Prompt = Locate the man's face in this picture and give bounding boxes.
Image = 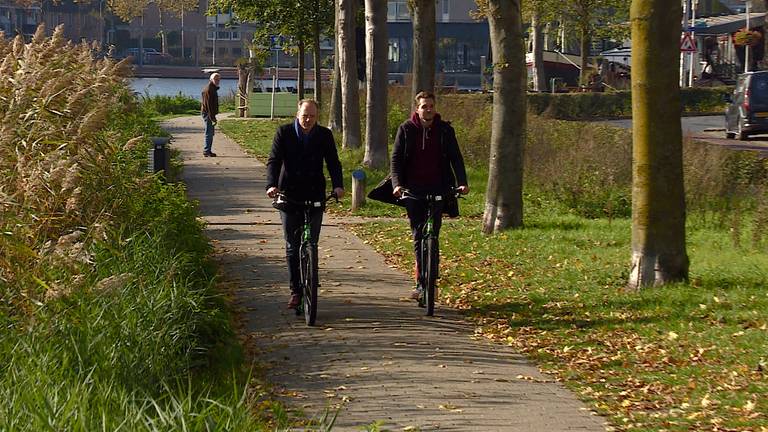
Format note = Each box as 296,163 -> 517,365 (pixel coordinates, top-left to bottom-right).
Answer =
297,102 -> 318,132
415,97 -> 435,123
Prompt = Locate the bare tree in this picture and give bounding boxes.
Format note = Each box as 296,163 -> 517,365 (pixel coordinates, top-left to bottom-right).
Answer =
626,0 -> 689,289
410,0 -> 436,97
338,0 -> 361,149
482,0 -> 526,233
363,0 -> 388,168
328,0 -> 342,131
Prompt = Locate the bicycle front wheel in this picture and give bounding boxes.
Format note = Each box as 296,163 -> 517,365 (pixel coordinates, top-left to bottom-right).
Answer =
424,236 -> 438,316
300,243 -> 318,326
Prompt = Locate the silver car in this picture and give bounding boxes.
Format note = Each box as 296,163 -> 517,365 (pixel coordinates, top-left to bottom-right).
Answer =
725,71 -> 768,140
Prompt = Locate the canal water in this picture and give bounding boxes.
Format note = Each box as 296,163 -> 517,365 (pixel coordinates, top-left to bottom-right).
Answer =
130,77 -> 299,99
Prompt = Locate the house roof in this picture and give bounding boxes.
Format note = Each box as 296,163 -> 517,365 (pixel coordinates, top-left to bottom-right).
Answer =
694,12 -> 767,35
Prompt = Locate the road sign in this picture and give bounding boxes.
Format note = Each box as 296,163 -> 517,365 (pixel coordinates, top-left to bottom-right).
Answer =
680,33 -> 697,52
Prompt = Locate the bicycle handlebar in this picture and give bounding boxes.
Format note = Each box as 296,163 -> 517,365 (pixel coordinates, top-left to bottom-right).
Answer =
398,188 -> 461,203
274,192 -> 339,209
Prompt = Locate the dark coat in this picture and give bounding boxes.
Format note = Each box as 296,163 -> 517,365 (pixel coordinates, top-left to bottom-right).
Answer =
266,121 -> 344,201
200,82 -> 219,120
390,115 -> 468,193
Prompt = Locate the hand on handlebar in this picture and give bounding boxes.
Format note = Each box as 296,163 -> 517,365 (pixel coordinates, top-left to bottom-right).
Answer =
266,186 -> 279,198
456,185 -> 469,195
393,186 -> 403,198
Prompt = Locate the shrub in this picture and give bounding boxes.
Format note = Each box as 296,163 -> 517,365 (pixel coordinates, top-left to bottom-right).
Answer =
140,93 -> 200,115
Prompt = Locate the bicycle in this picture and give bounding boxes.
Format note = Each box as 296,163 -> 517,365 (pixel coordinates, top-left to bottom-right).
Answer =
272,192 -> 338,326
399,188 -> 459,316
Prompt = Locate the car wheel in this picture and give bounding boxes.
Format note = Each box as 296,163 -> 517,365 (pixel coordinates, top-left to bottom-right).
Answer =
726,131 -> 735,139
737,117 -> 749,140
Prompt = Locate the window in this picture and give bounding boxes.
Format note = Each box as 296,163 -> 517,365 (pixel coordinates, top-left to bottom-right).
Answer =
232,47 -> 242,56
387,1 -> 409,21
388,38 -> 400,62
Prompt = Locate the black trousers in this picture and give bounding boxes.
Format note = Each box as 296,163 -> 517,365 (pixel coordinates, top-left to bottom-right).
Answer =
279,208 -> 323,294
405,198 -> 444,282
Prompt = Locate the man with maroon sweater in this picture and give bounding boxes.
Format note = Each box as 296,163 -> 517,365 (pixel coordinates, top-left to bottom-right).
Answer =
391,91 -> 469,299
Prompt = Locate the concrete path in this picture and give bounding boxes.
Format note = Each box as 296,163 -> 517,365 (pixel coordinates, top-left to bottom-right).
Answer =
162,115 -> 609,432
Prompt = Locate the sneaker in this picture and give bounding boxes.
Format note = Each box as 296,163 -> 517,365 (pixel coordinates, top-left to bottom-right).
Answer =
203,151 -> 217,157
287,293 -> 301,309
410,285 -> 423,300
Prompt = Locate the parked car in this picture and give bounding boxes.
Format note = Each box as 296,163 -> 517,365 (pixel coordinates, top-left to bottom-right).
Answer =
725,71 -> 768,140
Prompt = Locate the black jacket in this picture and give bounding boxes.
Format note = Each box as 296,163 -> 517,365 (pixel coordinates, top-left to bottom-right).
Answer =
266,122 -> 344,201
390,115 -> 468,193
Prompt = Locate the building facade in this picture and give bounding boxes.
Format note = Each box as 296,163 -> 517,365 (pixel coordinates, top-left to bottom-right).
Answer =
387,0 -> 489,89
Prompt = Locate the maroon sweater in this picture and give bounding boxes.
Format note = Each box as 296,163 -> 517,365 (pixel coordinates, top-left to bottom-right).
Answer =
404,112 -> 442,190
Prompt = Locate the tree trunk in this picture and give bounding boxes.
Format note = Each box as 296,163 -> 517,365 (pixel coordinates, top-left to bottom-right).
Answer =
237,62 -> 249,118
411,0 -> 436,98
579,26 -> 590,85
482,0 -> 525,233
328,0 -> 343,131
313,15 -> 322,109
363,0 -> 388,168
627,0 -> 689,290
531,8 -> 546,92
159,9 -> 167,54
298,40 -> 306,100
338,0 -> 361,149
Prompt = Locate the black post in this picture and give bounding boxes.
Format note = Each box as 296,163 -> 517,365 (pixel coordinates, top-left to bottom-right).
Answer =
150,136 -> 170,179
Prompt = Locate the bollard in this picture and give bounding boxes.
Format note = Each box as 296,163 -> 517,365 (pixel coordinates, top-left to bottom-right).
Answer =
150,136 -> 170,180
351,169 -> 366,211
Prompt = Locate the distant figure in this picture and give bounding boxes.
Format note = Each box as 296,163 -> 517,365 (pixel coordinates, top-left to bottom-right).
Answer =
201,72 -> 221,157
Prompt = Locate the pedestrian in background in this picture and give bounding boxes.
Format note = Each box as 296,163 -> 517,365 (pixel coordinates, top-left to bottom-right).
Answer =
201,72 -> 220,157
266,99 -> 345,309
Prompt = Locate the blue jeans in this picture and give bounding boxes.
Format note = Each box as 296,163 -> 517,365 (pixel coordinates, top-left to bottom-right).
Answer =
280,208 -> 324,294
203,114 -> 215,153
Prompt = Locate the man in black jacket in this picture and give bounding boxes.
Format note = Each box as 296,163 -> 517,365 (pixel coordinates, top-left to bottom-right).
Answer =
391,91 -> 469,300
200,72 -> 220,157
266,99 -> 345,309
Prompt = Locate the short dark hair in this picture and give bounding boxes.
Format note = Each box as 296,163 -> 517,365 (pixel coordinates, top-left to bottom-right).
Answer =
297,98 -> 319,110
414,91 -> 436,104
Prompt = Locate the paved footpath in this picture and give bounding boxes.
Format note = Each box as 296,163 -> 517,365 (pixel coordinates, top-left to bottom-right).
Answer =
163,115 -> 609,431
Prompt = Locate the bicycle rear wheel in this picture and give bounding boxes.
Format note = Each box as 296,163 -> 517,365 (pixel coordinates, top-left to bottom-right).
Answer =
300,243 -> 318,326
424,236 -> 438,316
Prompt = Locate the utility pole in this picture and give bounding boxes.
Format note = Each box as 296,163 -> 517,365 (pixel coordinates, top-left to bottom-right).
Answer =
745,0 -> 752,73
680,0 -> 689,87
688,0 -> 698,86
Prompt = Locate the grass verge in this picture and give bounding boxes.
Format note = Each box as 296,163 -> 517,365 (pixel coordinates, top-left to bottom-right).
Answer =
219,117 -> 768,431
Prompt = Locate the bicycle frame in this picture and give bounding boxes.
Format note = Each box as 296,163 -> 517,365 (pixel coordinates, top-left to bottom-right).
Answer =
274,192 -> 337,325
399,189 -> 457,316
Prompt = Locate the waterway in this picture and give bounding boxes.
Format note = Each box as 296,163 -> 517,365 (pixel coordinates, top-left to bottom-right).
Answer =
130,77 -> 298,99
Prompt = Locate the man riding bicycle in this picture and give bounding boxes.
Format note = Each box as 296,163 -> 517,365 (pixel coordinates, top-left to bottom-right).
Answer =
390,91 -> 469,300
266,99 -> 345,310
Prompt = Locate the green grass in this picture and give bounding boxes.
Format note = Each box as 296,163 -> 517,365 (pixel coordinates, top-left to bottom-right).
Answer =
219,117 -> 768,431
348,211 -> 768,431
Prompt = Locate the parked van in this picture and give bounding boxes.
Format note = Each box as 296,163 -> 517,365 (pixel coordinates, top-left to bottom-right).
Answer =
725,71 -> 768,140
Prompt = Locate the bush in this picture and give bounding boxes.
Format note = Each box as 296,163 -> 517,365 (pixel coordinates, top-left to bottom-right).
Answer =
526,86 -> 731,120
140,93 -> 200,115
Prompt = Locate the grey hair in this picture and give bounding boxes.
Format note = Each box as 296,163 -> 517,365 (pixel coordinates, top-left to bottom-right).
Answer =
297,98 -> 319,110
